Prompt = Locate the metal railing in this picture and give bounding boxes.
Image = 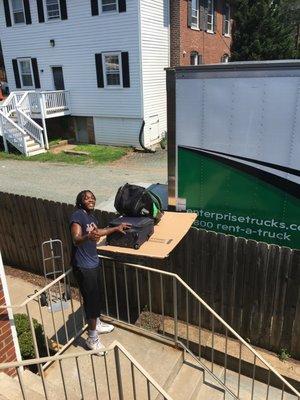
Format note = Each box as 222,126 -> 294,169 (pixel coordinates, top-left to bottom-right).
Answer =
98,256 -> 300,400
1,256 -> 299,399
0,269 -> 86,368
0,341 -> 173,400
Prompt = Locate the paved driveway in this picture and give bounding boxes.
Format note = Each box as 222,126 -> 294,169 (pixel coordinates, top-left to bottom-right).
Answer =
0,149 -> 167,210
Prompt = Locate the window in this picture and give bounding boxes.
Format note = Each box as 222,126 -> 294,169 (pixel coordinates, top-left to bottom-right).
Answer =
224,3 -> 230,36
207,0 -> 214,32
191,0 -> 199,28
45,0 -> 60,20
103,53 -> 122,87
102,0 -> 117,12
11,0 -> 25,24
18,59 -> 34,88
190,51 -> 202,65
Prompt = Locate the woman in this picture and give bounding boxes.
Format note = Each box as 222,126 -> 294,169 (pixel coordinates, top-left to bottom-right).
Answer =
70,190 -> 130,352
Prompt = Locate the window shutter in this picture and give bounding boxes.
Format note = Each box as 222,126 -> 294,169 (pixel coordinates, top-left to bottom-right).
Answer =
198,54 -> 203,64
12,60 -> 21,89
3,0 -> 12,27
36,0 -> 45,23
23,0 -> 32,24
222,3 -> 226,35
31,58 -> 41,89
199,0 -> 205,31
187,0 -> 192,28
91,0 -> 99,16
95,54 -> 104,88
59,0 -> 68,20
204,0 -> 208,31
213,1 -> 217,33
118,0 -> 126,13
121,52 -> 130,88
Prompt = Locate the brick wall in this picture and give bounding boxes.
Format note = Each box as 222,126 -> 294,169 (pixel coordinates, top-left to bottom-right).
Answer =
170,0 -> 181,67
0,277 -> 17,376
170,0 -> 232,66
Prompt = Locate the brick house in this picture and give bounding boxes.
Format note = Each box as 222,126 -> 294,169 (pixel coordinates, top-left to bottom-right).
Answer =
170,0 -> 232,66
0,256 -> 20,376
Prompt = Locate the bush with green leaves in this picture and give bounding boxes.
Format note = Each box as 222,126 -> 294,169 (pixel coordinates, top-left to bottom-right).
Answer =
14,313 -> 47,360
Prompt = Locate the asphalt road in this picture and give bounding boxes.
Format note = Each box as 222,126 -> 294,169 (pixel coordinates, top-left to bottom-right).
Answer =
0,149 -> 167,210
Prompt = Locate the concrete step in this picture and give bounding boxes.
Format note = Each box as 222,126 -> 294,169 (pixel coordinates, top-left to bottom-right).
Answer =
0,394 -> 10,400
26,143 -> 40,151
27,148 -> 46,157
0,372 -> 44,400
45,325 -> 183,400
25,138 -> 35,146
195,359 -> 225,400
168,353 -> 203,400
22,369 -> 81,400
223,368 -> 298,400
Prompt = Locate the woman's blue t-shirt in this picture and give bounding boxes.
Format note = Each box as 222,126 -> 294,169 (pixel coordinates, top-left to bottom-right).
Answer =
70,209 -> 100,269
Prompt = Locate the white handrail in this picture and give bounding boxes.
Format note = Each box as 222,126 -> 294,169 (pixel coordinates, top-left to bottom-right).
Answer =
2,92 -> 15,107
0,110 -> 27,135
40,90 -> 70,94
1,93 -> 17,116
18,108 -> 44,131
17,109 -> 44,147
17,91 -> 29,106
0,110 -> 28,154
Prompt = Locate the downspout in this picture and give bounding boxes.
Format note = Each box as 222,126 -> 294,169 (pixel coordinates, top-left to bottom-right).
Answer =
139,119 -> 156,153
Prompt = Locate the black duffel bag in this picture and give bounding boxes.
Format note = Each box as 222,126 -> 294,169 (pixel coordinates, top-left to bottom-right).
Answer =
114,183 -> 163,224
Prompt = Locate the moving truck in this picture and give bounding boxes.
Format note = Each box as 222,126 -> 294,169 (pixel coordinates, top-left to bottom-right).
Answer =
166,61 -> 300,249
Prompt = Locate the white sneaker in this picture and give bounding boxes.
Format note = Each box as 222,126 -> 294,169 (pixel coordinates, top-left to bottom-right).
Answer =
96,320 -> 115,334
86,337 -> 106,356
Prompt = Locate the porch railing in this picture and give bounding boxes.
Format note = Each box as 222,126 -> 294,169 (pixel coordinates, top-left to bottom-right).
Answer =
0,92 -> 19,116
41,90 -> 70,116
0,111 -> 28,154
98,256 -> 300,400
0,341 -> 173,400
0,90 -> 70,118
17,109 -> 44,147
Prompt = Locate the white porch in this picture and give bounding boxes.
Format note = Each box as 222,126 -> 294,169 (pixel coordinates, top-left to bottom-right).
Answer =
0,90 -> 71,156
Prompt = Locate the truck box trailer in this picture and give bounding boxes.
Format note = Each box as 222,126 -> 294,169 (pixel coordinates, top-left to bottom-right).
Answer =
166,61 -> 300,249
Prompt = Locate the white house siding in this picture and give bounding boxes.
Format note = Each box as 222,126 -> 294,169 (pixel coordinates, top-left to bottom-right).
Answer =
140,0 -> 169,147
93,116 -> 142,146
0,0 -> 143,146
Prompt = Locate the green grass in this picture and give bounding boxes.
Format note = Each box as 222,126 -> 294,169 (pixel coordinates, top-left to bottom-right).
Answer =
49,137 -> 63,147
0,144 -> 129,165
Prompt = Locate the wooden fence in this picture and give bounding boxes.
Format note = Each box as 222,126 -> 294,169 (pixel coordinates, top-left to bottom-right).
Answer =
0,191 -> 299,359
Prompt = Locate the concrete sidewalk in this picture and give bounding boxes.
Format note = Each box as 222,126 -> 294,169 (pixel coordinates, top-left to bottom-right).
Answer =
6,273 -> 84,353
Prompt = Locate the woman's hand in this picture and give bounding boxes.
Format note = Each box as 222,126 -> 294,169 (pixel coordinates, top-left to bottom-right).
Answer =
115,223 -> 131,234
88,228 -> 101,242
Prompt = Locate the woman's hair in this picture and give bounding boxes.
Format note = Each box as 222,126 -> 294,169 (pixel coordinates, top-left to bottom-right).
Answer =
75,190 -> 95,209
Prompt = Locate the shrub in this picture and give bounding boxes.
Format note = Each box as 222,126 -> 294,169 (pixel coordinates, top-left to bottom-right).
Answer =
14,314 -> 47,360
278,348 -> 291,362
